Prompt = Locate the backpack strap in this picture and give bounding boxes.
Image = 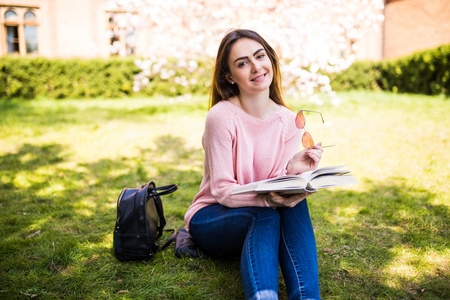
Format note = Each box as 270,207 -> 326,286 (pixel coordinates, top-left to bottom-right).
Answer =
158,229 -> 178,252
149,184 -> 178,197
146,182 -> 178,238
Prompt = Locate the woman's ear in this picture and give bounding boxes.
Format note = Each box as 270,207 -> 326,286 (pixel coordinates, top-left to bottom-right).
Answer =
225,74 -> 234,84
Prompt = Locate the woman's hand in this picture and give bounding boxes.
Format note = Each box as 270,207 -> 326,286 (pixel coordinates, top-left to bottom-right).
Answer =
266,191 -> 313,208
286,143 -> 324,175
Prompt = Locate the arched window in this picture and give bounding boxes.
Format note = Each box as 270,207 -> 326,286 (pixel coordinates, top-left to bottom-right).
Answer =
5,10 -> 19,53
24,11 -> 36,22
2,8 -> 39,56
5,10 -> 18,21
24,11 -> 38,54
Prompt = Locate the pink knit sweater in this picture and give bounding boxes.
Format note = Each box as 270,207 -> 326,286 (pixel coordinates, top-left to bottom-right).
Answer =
184,100 -> 302,229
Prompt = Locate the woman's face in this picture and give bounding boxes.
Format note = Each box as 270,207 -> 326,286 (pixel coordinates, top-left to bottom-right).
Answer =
226,38 -> 273,96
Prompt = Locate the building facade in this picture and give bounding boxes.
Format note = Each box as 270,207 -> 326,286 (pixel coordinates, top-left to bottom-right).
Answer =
383,0 -> 450,59
1,0 -> 449,60
0,0 -> 112,58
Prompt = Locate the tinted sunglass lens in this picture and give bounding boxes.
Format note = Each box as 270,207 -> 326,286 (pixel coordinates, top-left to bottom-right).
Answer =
302,131 -> 314,148
295,111 -> 306,129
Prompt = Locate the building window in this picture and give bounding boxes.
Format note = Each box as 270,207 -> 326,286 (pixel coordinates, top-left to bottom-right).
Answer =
5,10 -> 19,53
24,11 -> 38,54
2,7 -> 39,56
4,10 -> 17,21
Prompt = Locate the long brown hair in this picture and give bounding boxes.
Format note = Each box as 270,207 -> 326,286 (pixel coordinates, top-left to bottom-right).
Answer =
209,29 -> 286,109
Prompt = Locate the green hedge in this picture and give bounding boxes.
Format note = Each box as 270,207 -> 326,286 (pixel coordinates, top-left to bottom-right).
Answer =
1,44 -> 448,99
330,44 -> 450,96
0,57 -> 141,99
136,58 -> 213,98
328,60 -> 381,91
0,56 -> 213,100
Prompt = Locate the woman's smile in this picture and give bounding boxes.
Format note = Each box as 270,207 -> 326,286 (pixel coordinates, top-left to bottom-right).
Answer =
251,73 -> 267,82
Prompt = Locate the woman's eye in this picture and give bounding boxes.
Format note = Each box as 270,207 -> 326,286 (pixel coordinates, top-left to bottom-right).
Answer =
238,62 -> 247,68
257,54 -> 265,59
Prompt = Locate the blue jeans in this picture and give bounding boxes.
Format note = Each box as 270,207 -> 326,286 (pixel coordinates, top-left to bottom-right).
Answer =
189,200 -> 320,300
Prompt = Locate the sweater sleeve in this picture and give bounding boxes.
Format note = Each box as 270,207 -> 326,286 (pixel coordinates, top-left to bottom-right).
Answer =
203,105 -> 269,208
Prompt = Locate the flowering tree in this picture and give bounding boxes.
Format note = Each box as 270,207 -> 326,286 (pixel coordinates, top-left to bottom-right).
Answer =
107,0 -> 384,103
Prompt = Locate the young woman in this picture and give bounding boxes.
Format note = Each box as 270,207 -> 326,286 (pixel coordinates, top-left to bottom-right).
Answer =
184,29 -> 323,300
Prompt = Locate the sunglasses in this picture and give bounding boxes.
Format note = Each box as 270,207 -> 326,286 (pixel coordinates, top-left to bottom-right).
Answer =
295,110 -> 334,148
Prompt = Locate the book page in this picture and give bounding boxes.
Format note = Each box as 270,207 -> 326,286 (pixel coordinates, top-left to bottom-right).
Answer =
231,165 -> 356,195
309,174 -> 358,190
230,181 -> 260,194
255,176 -> 307,192
308,165 -> 349,180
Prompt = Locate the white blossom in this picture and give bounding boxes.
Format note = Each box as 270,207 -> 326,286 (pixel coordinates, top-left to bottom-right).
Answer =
107,0 -> 384,104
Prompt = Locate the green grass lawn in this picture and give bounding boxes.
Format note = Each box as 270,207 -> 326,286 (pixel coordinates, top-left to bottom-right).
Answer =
0,91 -> 449,299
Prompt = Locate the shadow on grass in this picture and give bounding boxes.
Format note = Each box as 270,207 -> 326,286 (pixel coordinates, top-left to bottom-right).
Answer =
0,138 -> 448,299
0,98 -> 208,127
0,135 -> 204,297
312,180 -> 449,299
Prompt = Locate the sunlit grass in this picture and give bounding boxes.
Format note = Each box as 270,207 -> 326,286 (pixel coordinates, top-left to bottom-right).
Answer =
0,91 -> 449,299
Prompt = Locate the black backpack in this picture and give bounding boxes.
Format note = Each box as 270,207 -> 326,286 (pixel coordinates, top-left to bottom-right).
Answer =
113,181 -> 178,261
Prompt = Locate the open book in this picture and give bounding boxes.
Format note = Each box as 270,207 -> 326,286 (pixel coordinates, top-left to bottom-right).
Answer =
231,165 -> 358,195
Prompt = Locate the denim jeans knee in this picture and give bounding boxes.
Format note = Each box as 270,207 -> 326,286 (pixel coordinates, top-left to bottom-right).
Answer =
189,201 -> 320,300
190,205 -> 281,298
